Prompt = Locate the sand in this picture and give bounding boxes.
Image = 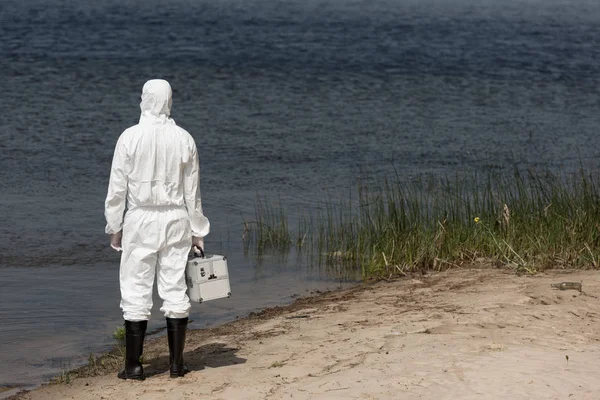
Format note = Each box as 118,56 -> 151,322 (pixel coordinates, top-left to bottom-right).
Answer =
11,268 -> 600,400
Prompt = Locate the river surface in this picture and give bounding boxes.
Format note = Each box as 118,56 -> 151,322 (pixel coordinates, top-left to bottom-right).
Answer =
1,0 -> 600,392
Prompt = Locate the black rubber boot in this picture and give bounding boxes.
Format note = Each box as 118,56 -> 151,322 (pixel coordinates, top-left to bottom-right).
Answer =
117,320 -> 147,381
167,317 -> 189,378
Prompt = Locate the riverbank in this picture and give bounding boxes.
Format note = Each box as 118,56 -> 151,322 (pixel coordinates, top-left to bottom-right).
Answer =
11,267 -> 600,399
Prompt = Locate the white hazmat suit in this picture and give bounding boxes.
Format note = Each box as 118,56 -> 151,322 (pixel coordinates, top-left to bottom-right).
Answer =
105,79 -> 209,322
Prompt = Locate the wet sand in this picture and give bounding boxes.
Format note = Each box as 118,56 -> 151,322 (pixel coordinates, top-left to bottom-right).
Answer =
11,268 -> 600,400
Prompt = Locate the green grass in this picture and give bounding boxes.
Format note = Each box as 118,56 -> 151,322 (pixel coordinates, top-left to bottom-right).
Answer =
48,327 -> 133,385
243,195 -> 292,257
244,169 -> 600,278
112,326 -> 126,341
53,371 -> 71,385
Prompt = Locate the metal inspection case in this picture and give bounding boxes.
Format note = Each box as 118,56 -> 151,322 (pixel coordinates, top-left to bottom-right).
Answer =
186,253 -> 231,303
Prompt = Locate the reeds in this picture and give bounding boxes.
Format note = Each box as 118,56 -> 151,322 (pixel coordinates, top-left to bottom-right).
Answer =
244,169 -> 600,279
243,195 -> 292,255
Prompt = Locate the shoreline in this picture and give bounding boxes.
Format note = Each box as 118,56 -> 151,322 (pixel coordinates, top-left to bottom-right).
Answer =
10,267 -> 600,399
6,279 -> 367,399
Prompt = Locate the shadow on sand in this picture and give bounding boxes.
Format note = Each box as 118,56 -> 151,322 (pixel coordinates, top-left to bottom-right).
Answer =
145,342 -> 247,377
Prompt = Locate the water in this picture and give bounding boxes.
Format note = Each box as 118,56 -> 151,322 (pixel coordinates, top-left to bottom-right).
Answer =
2,0 -> 600,391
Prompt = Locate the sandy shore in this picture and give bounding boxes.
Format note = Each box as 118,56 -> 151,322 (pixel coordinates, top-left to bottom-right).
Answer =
11,268 -> 600,400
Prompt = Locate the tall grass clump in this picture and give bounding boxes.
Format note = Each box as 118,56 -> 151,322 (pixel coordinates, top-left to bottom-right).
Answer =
244,169 -> 600,278
113,326 -> 126,342
243,195 -> 292,257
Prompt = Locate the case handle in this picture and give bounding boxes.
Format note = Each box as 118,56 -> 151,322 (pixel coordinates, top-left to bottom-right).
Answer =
193,246 -> 205,258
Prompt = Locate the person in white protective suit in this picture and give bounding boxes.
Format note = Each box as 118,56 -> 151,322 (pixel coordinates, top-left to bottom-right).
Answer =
104,79 -> 209,380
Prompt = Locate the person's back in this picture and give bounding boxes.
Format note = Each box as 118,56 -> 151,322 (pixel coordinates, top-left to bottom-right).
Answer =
121,121 -> 195,209
105,80 -> 208,236
104,79 -> 209,381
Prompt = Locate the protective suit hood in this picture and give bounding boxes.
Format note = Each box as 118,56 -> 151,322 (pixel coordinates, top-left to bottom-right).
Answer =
140,79 -> 173,123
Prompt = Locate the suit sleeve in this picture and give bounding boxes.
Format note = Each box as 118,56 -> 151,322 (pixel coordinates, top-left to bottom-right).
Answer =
104,134 -> 129,234
183,142 -> 210,238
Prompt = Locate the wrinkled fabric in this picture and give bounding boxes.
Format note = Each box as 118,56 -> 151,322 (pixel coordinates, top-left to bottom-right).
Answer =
120,207 -> 191,321
105,79 -> 209,320
105,79 -> 209,237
